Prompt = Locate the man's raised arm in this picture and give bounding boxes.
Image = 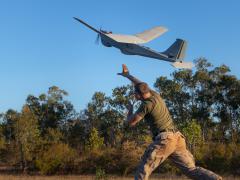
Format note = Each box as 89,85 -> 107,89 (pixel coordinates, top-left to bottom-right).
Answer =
117,64 -> 142,85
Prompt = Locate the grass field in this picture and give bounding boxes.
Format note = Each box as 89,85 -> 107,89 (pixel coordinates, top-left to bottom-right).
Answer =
0,175 -> 239,180
0,176 -> 187,180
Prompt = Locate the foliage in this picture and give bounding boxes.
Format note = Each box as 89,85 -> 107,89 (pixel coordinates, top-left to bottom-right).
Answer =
85,127 -> 104,152
181,120 -> 202,153
0,125 -> 5,150
36,143 -> 76,175
95,167 -> 108,180
14,105 -> 41,170
79,141 -> 143,176
0,58 -> 240,175
26,86 -> 76,134
116,141 -> 144,175
44,128 -> 63,144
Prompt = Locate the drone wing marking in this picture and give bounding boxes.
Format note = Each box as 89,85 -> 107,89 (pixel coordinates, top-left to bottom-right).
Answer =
106,26 -> 168,44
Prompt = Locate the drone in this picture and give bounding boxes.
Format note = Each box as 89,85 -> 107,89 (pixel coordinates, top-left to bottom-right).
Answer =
74,17 -> 193,69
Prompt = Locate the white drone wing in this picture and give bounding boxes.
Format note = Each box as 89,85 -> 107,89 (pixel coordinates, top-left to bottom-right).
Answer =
135,26 -> 168,43
106,26 -> 168,44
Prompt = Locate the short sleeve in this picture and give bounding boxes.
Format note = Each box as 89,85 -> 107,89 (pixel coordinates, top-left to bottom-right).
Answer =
136,101 -> 152,118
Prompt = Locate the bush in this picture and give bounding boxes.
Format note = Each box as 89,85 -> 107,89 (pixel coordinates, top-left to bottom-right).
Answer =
78,141 -> 144,176
85,128 -> 104,152
36,143 -> 76,175
95,166 -> 108,180
206,143 -> 228,173
117,141 -> 143,175
188,142 -> 240,175
181,120 -> 202,154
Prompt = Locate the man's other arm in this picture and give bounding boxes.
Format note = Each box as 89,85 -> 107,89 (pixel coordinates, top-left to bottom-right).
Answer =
128,114 -> 143,127
117,64 -> 142,85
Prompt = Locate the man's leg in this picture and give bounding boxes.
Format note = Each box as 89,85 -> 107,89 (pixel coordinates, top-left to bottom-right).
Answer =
170,132 -> 222,180
135,132 -> 177,180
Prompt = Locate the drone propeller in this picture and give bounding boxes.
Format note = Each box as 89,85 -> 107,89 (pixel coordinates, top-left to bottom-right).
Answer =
95,27 -> 103,45
95,33 -> 100,44
94,27 -> 112,45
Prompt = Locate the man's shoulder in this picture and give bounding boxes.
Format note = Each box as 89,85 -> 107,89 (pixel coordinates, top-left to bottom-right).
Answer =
140,91 -> 160,109
141,97 -> 155,112
151,90 -> 164,101
141,100 -> 152,107
150,90 -> 160,96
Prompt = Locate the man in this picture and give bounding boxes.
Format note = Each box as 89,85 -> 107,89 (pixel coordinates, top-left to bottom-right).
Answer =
118,64 -> 222,180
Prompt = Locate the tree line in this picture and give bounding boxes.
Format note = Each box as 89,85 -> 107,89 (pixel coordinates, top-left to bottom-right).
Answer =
0,58 -> 239,175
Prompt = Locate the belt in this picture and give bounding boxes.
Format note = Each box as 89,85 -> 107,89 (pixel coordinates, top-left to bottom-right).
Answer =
153,128 -> 178,141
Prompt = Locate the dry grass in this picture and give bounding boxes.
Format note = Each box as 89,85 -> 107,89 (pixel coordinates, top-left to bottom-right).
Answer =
0,175 -> 189,180
0,175 -> 239,180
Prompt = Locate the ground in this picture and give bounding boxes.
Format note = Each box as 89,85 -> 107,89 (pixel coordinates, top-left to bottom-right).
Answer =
0,175 -> 239,180
0,175 -> 188,180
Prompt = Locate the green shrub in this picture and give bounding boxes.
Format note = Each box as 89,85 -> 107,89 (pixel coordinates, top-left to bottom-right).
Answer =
85,128 -> 104,152
78,141 -> 143,176
95,166 -> 107,180
36,143 -> 76,174
117,141 -> 143,175
0,136 -> 5,150
230,155 -> 240,175
181,120 -> 202,154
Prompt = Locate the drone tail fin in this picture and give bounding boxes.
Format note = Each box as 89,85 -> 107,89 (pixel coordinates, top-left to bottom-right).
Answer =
162,39 -> 187,60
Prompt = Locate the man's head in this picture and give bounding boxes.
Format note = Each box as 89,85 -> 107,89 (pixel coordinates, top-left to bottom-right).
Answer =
134,82 -> 151,100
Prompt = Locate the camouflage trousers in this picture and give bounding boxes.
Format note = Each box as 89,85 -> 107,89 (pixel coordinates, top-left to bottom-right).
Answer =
135,131 -> 222,180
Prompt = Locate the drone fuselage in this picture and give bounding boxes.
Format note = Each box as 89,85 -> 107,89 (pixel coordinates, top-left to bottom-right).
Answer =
100,33 -> 175,63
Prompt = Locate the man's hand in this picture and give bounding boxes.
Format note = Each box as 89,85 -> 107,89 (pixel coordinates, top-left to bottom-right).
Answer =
117,64 -> 130,77
117,63 -> 142,87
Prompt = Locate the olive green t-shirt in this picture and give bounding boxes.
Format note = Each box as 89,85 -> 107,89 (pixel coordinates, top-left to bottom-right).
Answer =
136,90 -> 175,138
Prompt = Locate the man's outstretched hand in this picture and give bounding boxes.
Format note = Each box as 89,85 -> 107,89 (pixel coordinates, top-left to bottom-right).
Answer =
117,64 -> 130,77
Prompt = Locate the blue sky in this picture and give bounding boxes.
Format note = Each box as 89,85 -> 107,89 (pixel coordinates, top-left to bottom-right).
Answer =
0,0 -> 240,113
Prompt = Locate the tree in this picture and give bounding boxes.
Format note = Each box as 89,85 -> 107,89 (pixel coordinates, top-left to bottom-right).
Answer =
1,109 -> 19,143
154,58 -> 228,141
211,66 -> 240,142
85,127 -> 104,152
67,118 -> 87,150
0,124 -> 6,150
14,105 -> 41,171
84,92 -> 108,129
36,143 -> 76,175
26,86 -> 76,135
181,120 -> 202,154
191,58 -> 215,140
